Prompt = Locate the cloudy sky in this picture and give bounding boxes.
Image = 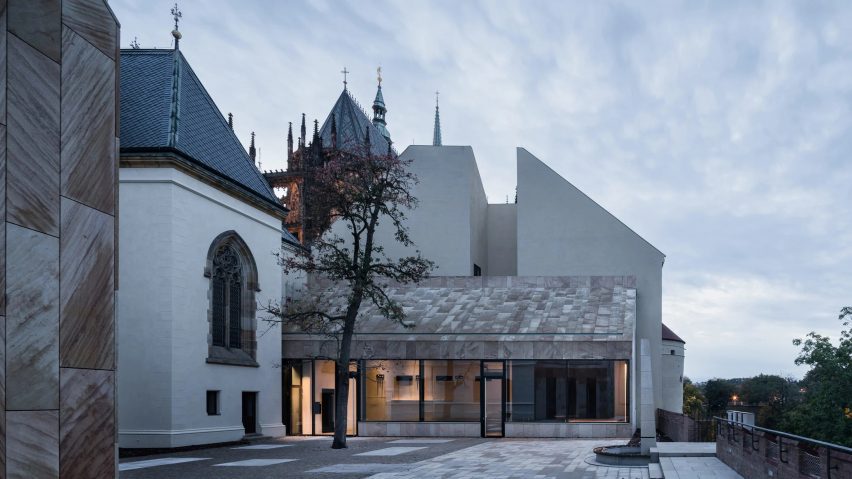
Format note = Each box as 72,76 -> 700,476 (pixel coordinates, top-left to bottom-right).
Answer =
112,0 -> 852,381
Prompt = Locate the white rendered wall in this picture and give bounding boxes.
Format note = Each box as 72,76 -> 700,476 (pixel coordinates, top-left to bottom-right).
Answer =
660,340 -> 685,413
329,145 -> 487,276
515,148 -> 665,430
486,204 -> 517,275
118,167 -> 290,448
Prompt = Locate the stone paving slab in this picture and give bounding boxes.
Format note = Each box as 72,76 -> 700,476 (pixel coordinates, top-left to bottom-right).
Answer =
654,443 -> 716,457
659,457 -> 742,479
367,439 -> 650,479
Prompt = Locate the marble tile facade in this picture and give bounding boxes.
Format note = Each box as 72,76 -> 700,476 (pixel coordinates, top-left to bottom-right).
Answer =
2,1 -> 118,476
59,198 -> 114,369
6,33 -> 60,236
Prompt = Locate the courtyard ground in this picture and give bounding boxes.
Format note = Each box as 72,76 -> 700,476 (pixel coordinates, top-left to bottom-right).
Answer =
119,437 -> 658,479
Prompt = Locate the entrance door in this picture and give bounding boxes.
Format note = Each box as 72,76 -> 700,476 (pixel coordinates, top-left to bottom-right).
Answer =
242,391 -> 258,435
321,388 -> 335,433
481,361 -> 505,437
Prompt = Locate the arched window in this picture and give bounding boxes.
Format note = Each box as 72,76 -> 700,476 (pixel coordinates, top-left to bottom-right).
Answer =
205,231 -> 259,366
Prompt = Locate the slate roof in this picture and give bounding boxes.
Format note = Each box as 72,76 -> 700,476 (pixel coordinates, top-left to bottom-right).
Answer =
119,49 -> 282,209
662,323 -> 685,343
283,276 -> 636,340
318,89 -> 394,156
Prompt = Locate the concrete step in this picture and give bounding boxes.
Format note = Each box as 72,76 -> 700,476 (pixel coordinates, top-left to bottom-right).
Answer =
655,442 -> 716,457
648,462 -> 664,479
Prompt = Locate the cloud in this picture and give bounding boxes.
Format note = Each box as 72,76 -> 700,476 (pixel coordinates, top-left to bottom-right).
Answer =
111,0 -> 852,380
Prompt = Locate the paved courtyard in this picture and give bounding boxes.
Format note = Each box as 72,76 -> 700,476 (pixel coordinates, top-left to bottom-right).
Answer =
119,437 -> 652,479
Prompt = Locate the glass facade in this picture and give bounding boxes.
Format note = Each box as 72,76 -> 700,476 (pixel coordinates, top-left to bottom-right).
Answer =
284,358 -> 629,435
507,360 -> 629,422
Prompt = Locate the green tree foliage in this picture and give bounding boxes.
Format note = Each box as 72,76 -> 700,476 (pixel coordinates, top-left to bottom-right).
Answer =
702,378 -> 737,413
682,377 -> 706,416
739,374 -> 799,429
782,307 -> 852,447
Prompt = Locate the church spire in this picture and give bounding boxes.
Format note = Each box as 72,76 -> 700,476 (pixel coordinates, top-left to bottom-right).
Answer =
433,90 -> 442,146
286,122 -> 293,162
372,67 -> 391,143
330,115 -> 337,149
249,131 -> 256,162
170,3 -> 182,49
299,113 -> 306,148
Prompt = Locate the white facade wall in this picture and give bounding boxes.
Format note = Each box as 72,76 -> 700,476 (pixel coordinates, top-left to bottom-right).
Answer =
515,148 -> 665,429
486,204 -> 517,275
661,340 -> 685,413
118,167 -> 289,448
329,145 -> 487,276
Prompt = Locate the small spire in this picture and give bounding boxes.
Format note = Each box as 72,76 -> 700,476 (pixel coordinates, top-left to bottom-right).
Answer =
330,115 -> 337,149
341,67 -> 349,90
170,3 -> 182,49
287,122 -> 293,161
300,113 -> 306,148
227,112 -> 233,129
364,126 -> 371,152
432,90 -> 442,146
130,37 -> 141,49
249,131 -> 256,162
313,119 -> 319,139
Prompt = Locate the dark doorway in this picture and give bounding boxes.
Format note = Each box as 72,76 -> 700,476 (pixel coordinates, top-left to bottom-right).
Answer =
321,388 -> 335,433
242,391 -> 258,434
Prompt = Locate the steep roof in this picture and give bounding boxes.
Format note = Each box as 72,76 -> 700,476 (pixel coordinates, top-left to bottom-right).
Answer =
318,89 -> 393,156
662,323 -> 685,343
119,49 -> 282,210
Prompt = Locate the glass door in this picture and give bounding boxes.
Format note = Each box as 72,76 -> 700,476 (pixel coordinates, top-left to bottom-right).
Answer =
480,361 -> 505,437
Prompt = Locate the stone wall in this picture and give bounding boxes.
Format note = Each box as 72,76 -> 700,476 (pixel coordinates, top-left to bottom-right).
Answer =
1,0 -> 119,476
716,421 -> 852,479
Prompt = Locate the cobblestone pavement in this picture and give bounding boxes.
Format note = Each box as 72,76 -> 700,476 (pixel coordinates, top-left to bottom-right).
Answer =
368,440 -> 650,479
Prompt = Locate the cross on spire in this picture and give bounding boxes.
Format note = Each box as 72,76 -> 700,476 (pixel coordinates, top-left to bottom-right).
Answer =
377,66 -> 382,86
341,67 -> 349,90
170,3 -> 183,47
436,90 -> 440,107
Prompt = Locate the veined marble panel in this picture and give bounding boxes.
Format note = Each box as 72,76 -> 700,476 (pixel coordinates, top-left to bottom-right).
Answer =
60,27 -> 115,214
6,410 -> 59,478
7,34 -> 60,236
59,198 -> 114,369
61,0 -> 115,59
1,124 -> 6,315
59,368 -> 115,478
8,0 -> 60,62
1,1 -> 7,125
6,224 -> 59,410
0,316 -> 5,474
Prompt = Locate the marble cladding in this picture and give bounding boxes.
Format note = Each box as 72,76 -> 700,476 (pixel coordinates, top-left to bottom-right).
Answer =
284,338 -> 631,360
59,368 -> 115,477
59,198 -> 114,369
6,224 -> 59,410
6,33 -> 60,236
60,27 -> 115,214
61,0 -> 115,60
6,410 -> 59,478
3,1 -> 118,476
7,0 -> 61,62
288,275 -> 636,338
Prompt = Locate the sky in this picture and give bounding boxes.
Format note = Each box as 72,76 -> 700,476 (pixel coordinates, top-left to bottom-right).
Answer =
111,0 -> 852,382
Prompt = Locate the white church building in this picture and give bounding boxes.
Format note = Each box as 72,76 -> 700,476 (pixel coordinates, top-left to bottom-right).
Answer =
116,45 -> 301,448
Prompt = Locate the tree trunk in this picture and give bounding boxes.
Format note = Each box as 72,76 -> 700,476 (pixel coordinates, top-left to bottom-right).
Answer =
331,294 -> 361,449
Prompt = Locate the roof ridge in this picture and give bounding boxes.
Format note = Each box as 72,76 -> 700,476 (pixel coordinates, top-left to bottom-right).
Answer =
174,52 -> 276,198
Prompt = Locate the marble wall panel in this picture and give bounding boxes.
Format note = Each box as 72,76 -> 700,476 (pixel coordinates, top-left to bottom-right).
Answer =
60,27 -> 115,214
7,0 -> 60,62
6,410 -> 59,478
6,224 -> 59,410
59,368 -> 115,478
1,125 -> 5,316
6,34 -> 60,236
0,316 -> 5,474
61,0 -> 115,59
59,198 -> 114,369
1,0 -> 7,125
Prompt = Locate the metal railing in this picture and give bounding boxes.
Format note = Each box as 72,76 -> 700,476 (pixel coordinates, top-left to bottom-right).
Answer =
715,416 -> 852,479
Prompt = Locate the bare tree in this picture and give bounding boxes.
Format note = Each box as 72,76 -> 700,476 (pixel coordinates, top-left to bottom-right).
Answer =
266,142 -> 433,449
